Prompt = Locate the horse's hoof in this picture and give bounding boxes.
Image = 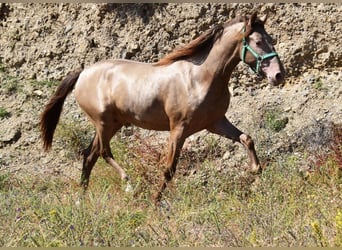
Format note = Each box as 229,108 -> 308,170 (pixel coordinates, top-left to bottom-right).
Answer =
121,174 -> 131,183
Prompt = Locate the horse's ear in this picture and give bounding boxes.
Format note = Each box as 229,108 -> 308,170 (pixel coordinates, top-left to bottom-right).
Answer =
259,13 -> 268,24
248,12 -> 258,27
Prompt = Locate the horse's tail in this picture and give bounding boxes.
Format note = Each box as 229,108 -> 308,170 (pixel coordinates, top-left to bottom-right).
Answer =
40,69 -> 83,151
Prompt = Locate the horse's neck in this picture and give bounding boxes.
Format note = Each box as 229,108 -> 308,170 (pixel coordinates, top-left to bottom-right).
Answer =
198,26 -> 242,87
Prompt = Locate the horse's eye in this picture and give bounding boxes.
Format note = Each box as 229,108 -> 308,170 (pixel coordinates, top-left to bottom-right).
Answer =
272,38 -> 277,45
256,40 -> 262,46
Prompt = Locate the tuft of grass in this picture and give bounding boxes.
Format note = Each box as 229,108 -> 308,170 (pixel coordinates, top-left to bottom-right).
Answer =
0,107 -> 10,118
29,79 -> 59,89
0,173 -> 10,190
0,64 -> 6,73
313,78 -> 324,90
2,75 -> 20,94
263,108 -> 289,132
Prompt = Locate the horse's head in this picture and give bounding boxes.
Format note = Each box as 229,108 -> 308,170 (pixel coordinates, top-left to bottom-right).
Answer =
240,12 -> 285,86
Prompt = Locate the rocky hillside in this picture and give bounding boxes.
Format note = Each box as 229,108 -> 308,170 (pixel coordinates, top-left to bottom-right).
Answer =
0,3 -> 341,178
0,3 -> 341,81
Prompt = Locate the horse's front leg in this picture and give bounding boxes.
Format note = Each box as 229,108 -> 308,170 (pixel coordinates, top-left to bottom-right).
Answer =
207,117 -> 261,173
153,126 -> 186,203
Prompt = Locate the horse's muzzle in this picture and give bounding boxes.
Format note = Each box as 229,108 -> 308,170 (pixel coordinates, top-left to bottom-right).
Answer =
262,56 -> 285,86
267,71 -> 285,86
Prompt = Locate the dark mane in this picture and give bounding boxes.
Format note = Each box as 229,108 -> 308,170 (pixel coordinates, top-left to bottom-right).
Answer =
154,24 -> 225,66
155,16 -> 250,66
154,13 -> 263,66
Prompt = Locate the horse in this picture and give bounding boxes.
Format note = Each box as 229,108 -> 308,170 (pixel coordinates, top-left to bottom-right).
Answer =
40,12 -> 285,202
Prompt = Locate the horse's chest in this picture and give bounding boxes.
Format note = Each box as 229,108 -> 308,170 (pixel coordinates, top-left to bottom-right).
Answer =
194,86 -> 229,112
185,87 -> 230,128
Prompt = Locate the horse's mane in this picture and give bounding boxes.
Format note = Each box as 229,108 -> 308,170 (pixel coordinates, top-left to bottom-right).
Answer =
154,13 -> 262,66
154,24 -> 225,66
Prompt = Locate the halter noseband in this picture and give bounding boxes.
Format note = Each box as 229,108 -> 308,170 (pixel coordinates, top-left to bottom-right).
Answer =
241,27 -> 278,75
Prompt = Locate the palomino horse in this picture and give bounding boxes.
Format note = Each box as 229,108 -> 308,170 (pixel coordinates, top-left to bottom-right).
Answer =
40,12 -> 285,202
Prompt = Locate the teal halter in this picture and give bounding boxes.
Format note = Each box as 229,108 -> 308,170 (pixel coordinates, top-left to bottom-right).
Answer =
241,28 -> 278,74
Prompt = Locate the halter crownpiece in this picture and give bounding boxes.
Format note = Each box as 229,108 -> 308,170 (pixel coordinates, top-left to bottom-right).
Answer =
241,27 -> 278,75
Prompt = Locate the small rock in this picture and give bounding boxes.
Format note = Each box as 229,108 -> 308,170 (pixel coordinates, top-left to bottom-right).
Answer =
64,24 -> 73,34
33,89 -> 43,96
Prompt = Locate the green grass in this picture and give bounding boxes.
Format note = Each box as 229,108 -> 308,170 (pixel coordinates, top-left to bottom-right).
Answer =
29,79 -> 59,89
1,75 -> 20,94
0,107 -> 10,118
0,70 -> 58,97
1,138 -> 341,247
263,108 -> 289,132
313,78 -> 324,91
0,64 -> 6,73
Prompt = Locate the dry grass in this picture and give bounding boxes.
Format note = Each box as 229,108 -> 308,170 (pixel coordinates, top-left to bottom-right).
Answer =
1,124 -> 341,247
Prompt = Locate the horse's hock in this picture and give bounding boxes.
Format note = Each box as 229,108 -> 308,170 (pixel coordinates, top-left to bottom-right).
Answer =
0,3 -> 341,82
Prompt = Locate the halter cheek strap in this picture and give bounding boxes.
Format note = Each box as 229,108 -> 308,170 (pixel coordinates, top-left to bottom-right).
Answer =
241,28 -> 278,74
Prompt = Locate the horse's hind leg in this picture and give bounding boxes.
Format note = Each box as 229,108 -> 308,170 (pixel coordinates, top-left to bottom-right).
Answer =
207,117 -> 261,173
98,123 -> 129,181
80,133 -> 100,189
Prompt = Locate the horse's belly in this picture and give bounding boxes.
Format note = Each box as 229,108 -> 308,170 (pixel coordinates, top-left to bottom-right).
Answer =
124,114 -> 170,131
130,118 -> 170,131
117,101 -> 170,131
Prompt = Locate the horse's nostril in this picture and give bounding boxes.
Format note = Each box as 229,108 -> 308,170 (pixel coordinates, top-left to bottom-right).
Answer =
275,72 -> 283,82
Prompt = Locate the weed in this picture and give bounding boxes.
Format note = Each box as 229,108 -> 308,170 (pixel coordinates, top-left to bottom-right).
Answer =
0,64 -> 6,72
0,173 -> 10,190
313,78 -> 323,90
263,108 -> 288,132
2,75 -> 20,94
0,107 -> 10,118
1,123 -> 341,246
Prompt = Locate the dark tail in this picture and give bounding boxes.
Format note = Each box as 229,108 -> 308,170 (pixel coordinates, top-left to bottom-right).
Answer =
40,69 -> 82,151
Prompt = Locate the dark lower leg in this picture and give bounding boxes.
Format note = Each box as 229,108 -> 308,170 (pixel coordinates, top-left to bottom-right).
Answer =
80,135 -> 99,189
154,161 -> 178,203
154,130 -> 185,203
